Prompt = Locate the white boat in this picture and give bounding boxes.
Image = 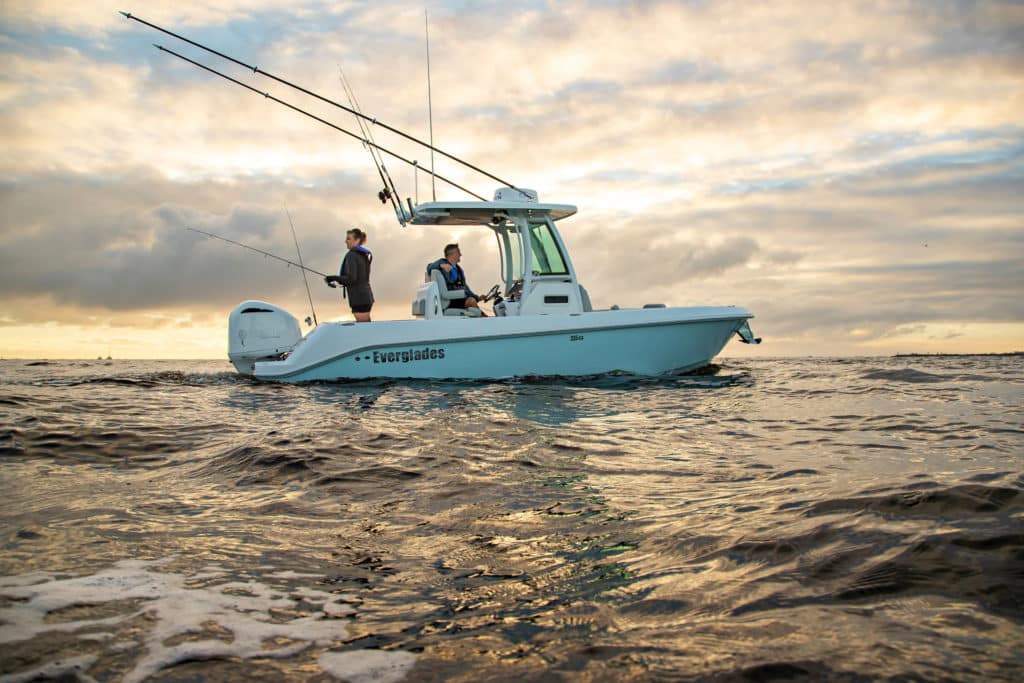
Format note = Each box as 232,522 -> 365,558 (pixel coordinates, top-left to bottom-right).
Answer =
228,188 -> 759,381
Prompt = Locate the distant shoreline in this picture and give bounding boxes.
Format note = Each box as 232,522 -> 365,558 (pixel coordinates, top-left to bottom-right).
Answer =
894,351 -> 1023,357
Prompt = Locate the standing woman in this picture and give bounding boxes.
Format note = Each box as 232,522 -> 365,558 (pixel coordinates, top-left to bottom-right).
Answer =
325,228 -> 373,322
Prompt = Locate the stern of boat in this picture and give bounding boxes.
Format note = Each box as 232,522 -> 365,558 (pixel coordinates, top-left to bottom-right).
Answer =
227,301 -> 302,375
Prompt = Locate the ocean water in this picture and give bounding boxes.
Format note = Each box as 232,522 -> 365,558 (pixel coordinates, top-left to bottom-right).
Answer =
0,355 -> 1021,682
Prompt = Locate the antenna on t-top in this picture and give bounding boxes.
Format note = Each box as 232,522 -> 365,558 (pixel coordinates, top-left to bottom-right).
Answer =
425,9 -> 436,202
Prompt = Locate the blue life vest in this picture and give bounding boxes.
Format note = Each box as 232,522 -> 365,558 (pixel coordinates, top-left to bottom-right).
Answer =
427,259 -> 465,289
340,246 -> 372,276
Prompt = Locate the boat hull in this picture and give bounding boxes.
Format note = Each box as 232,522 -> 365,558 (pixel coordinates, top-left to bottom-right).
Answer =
247,307 -> 753,382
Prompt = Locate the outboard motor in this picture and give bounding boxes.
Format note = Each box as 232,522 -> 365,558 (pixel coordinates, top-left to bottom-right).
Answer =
228,300 -> 302,375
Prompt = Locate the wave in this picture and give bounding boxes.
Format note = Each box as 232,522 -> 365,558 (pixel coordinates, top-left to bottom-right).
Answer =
860,367 -> 950,383
806,483 -> 1022,517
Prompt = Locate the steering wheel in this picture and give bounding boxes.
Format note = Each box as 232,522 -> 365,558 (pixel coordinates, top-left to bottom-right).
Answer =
481,284 -> 501,302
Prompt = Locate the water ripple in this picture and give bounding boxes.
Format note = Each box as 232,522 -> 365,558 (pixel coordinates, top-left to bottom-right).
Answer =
0,356 -> 1021,681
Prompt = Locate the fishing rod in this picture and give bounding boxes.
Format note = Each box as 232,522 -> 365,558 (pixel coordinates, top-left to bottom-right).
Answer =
154,43 -> 487,202
187,226 -> 328,278
338,65 -> 402,217
425,9 -> 437,202
121,11 -> 520,193
284,206 -> 318,327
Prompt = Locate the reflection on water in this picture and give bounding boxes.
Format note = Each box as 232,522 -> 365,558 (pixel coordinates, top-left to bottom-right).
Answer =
0,356 -> 1022,681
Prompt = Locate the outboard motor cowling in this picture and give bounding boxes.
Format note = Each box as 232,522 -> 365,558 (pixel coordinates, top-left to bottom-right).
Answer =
228,300 -> 302,375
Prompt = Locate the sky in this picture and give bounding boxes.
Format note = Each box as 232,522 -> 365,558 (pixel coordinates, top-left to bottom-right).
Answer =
1,0 -> 1022,359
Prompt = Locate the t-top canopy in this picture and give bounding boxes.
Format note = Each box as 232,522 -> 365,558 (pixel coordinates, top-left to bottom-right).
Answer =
410,200 -> 578,226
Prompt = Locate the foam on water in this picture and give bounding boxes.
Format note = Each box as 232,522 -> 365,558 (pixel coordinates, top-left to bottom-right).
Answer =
0,558 -> 415,682
319,650 -> 419,683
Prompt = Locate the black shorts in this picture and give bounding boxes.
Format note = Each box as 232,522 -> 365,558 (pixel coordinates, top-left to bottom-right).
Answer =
446,298 -> 473,309
351,303 -> 373,314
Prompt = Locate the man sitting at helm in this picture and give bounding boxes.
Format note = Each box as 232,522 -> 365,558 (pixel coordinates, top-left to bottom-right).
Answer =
427,243 -> 486,316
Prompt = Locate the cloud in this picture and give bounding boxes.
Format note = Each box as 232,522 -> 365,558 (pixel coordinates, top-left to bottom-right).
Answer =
0,168 -> 504,324
0,1 -> 326,35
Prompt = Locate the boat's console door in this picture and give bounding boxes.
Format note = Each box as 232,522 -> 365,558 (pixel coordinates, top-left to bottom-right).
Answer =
518,279 -> 584,315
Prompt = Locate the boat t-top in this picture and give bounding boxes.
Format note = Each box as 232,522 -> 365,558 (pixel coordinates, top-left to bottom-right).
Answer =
123,12 -> 760,381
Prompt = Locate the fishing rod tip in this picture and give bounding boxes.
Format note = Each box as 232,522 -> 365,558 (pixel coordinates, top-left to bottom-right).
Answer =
119,10 -> 131,18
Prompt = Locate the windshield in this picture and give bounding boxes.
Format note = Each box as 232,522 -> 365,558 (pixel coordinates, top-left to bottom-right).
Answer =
528,221 -> 568,275
510,229 -> 523,282
496,226 -> 523,288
